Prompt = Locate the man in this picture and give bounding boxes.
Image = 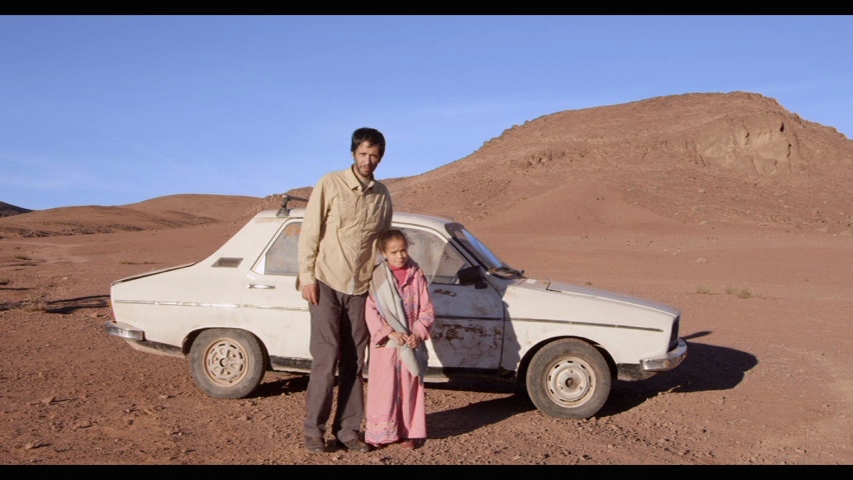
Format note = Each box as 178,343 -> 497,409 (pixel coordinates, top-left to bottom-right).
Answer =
298,127 -> 393,453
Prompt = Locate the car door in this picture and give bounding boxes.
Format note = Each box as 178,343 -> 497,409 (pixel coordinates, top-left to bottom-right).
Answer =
242,220 -> 312,369
397,225 -> 506,372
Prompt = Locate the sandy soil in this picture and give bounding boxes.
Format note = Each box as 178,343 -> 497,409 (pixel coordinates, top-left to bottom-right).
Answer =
1,211 -> 851,465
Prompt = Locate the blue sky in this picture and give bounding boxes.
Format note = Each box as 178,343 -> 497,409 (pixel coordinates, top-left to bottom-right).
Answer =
2,15 -> 852,210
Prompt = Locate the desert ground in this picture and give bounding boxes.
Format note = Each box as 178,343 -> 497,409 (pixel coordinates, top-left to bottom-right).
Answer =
1,92 -> 852,465
1,197 -> 851,466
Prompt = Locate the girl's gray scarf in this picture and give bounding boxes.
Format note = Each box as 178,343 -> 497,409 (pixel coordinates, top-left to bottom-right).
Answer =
369,260 -> 429,380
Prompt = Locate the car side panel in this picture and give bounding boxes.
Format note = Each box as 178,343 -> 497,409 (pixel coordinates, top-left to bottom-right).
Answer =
241,271 -> 312,361
502,284 -> 677,366
427,283 -> 505,370
110,265 -> 247,348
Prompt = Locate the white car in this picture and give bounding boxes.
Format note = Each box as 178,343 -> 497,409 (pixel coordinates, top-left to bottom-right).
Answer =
105,196 -> 686,419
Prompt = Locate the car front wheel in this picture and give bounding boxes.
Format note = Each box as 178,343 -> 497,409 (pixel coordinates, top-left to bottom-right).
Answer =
189,328 -> 265,399
526,338 -> 612,419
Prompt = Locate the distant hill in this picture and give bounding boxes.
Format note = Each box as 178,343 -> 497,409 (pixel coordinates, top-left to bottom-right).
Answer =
0,202 -> 32,218
2,91 -> 851,239
386,91 -> 853,235
0,194 -> 262,238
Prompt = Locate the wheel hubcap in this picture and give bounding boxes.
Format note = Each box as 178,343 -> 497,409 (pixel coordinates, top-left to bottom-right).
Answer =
204,339 -> 248,386
546,358 -> 593,405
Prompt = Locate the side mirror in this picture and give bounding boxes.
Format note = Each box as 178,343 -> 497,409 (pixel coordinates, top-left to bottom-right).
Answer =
457,266 -> 487,289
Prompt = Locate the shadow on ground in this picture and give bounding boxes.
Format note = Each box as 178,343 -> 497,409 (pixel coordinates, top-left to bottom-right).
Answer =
598,331 -> 758,417
45,295 -> 110,314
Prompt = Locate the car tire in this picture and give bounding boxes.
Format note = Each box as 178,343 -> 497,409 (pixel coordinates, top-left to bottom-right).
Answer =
526,338 -> 612,419
189,328 -> 265,399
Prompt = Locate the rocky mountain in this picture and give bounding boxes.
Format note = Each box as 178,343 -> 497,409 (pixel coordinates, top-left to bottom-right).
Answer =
387,92 -> 853,235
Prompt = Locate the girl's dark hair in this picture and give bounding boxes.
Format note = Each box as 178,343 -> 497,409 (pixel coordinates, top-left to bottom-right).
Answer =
378,229 -> 407,252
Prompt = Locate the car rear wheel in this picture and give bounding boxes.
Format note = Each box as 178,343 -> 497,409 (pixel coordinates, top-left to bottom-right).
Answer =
189,328 -> 265,399
526,338 -> 611,419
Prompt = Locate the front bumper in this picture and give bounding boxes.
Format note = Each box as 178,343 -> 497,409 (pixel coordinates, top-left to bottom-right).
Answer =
640,338 -> 687,372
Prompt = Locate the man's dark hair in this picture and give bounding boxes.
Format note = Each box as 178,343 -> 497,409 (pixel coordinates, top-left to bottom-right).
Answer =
351,127 -> 386,158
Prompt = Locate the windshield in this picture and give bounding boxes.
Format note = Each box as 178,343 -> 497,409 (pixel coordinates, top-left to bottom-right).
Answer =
445,223 -> 524,279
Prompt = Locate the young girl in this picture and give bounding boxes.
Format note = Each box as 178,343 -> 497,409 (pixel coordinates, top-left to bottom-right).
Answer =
364,229 -> 435,450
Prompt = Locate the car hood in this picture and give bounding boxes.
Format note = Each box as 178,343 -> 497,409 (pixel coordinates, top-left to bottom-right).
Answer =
509,277 -> 681,317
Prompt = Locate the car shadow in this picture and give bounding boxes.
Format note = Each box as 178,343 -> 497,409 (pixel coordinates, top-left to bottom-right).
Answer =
596,331 -> 758,417
427,393 -> 535,439
425,333 -> 758,434
251,332 -> 757,433
424,379 -> 536,439
254,373 -> 310,397
44,295 -> 111,314
0,294 -> 110,313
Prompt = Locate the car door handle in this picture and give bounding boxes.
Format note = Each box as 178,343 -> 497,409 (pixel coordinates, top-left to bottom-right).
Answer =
248,284 -> 275,289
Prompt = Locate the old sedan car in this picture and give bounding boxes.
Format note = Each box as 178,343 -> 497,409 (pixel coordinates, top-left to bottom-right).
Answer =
105,196 -> 686,420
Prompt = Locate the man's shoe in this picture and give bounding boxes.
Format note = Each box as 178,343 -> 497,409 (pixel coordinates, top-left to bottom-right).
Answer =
337,437 -> 371,453
304,436 -> 327,453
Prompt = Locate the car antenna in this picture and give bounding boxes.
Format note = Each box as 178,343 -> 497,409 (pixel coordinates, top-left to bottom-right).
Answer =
280,194 -> 309,215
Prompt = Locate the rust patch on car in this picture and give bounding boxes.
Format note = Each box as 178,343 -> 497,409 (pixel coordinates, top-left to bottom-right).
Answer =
432,288 -> 457,297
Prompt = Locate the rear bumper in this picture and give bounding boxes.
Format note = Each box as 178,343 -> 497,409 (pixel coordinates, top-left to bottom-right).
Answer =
103,320 -> 145,341
640,338 -> 687,372
104,320 -> 184,358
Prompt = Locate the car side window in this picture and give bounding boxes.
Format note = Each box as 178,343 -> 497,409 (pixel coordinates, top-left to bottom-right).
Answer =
399,227 -> 469,284
257,221 -> 467,282
263,222 -> 301,275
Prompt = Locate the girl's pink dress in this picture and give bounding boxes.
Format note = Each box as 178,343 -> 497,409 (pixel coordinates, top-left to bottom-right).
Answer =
364,261 -> 435,446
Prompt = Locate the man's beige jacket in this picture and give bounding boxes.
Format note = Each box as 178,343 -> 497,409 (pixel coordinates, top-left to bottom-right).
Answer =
297,166 -> 393,295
